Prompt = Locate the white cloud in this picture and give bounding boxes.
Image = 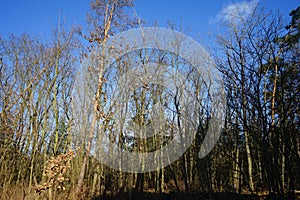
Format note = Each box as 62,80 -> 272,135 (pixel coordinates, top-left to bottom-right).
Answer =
211,0 -> 259,24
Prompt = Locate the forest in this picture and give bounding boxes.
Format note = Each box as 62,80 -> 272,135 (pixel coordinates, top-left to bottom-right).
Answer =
0,0 -> 299,199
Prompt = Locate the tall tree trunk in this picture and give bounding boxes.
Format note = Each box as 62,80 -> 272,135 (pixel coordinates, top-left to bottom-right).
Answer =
75,3 -> 115,196
240,39 -> 255,192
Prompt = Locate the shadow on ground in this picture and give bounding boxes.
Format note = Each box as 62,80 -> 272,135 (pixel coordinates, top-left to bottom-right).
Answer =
94,191 -> 262,200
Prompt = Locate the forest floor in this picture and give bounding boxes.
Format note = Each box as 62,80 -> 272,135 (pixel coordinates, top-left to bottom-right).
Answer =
95,192 -> 262,200
1,184 -> 299,200
96,191 -> 296,200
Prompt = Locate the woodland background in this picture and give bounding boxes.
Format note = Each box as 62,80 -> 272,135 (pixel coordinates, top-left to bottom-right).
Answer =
0,0 -> 299,199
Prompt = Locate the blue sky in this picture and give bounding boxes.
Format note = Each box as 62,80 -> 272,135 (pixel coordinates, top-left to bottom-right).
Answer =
0,0 -> 299,37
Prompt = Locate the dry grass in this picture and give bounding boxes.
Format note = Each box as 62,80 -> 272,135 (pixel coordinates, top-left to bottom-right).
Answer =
0,184 -> 72,200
